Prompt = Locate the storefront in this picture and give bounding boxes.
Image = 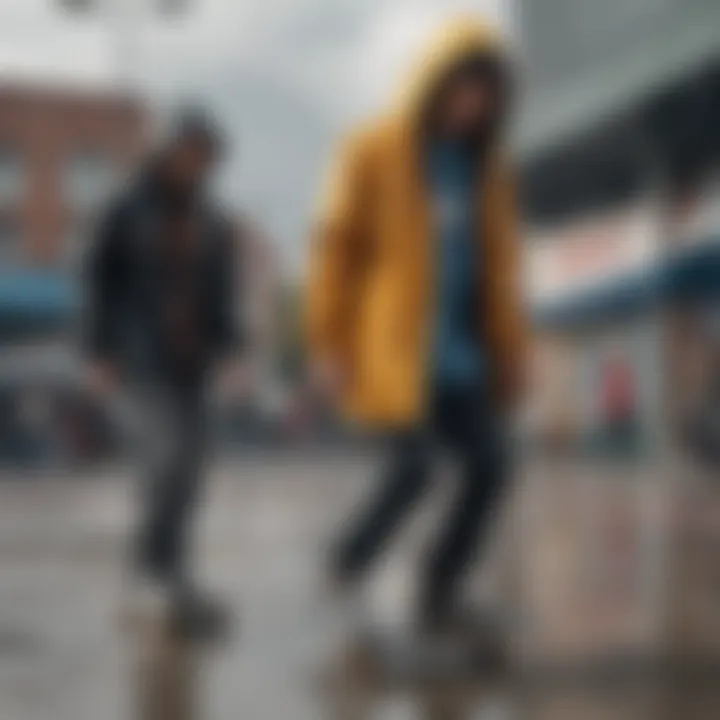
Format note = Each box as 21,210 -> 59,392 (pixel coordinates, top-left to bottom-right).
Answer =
527,204 -> 663,453
527,194 -> 720,456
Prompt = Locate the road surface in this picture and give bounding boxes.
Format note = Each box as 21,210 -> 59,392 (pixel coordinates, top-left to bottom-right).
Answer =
0,454 -> 718,719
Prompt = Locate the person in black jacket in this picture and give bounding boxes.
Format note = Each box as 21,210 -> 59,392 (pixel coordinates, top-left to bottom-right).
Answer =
84,110 -> 245,638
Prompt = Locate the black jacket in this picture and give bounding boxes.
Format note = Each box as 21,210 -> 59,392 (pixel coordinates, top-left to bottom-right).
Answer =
83,177 -> 245,386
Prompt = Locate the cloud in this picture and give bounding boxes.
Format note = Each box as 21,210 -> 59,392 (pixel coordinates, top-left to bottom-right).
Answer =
0,0 -> 514,274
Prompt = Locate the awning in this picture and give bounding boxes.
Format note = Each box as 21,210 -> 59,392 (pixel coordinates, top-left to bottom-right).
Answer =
534,241 -> 720,329
515,3 -> 720,157
0,271 -> 77,336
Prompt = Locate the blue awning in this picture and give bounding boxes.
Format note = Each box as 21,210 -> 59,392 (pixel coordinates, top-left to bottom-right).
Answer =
0,271 -> 77,335
534,241 -> 720,329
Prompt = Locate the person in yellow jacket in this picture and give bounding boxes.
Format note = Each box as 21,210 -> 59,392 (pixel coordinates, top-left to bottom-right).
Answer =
307,17 -> 527,632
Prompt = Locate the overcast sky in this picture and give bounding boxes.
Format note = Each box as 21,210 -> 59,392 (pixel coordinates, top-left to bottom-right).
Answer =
0,0 -> 515,274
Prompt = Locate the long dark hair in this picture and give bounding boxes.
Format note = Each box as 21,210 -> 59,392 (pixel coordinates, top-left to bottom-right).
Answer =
422,52 -> 512,155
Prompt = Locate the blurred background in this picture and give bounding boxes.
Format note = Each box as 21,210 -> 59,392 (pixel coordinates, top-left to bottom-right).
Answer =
0,1 -> 718,718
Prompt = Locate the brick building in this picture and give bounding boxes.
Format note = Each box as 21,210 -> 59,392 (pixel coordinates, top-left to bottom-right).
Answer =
0,82 -> 146,271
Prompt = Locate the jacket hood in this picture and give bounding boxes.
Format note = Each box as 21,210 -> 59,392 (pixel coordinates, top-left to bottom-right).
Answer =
395,16 -> 509,133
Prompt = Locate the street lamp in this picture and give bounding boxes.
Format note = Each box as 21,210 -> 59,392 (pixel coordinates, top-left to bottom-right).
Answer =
56,0 -> 192,87
59,0 -> 190,15
156,0 -> 191,16
59,0 -> 96,11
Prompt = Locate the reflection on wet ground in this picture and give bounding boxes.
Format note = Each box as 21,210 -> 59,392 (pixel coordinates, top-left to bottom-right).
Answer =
0,456 -> 719,719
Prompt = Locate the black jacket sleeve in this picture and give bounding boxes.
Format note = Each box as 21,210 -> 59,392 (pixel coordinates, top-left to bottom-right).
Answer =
82,203 -> 127,362
210,219 -> 246,358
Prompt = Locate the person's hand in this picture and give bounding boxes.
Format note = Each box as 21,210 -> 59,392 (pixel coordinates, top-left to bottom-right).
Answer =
217,359 -> 253,405
85,360 -> 119,401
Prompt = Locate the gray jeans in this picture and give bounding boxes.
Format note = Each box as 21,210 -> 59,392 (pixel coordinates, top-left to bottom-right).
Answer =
115,385 -> 206,581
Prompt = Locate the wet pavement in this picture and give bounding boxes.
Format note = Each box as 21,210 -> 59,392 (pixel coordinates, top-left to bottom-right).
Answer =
0,453 -> 426,720
0,454 -> 718,719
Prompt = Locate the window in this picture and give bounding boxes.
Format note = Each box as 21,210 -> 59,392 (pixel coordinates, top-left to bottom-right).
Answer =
63,150 -> 118,215
0,216 -> 22,263
61,221 -> 91,274
0,146 -> 25,206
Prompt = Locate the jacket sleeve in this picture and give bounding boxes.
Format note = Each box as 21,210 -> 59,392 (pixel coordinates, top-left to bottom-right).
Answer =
211,221 -> 245,358
82,203 -> 126,362
306,131 -> 373,369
